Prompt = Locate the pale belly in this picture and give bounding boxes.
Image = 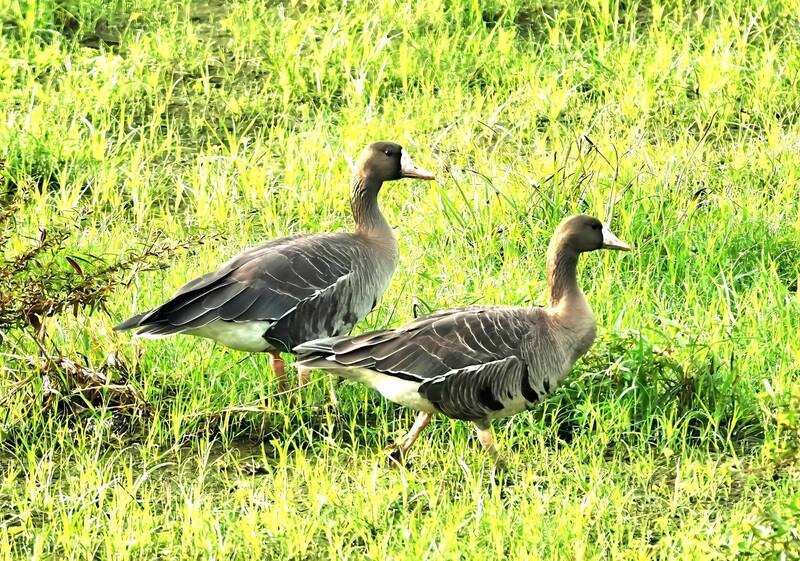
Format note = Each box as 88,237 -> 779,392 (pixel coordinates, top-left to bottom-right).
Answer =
184,319 -> 274,352
489,359 -> 575,420
338,367 -> 436,413
490,395 -> 533,419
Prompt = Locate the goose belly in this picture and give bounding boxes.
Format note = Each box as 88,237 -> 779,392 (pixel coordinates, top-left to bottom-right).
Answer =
186,319 -> 273,352
335,367 -> 436,413
490,395 -> 534,419
489,358 -> 576,419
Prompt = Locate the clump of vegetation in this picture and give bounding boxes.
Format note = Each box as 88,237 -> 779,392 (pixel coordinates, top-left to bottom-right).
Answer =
0,186 -> 204,418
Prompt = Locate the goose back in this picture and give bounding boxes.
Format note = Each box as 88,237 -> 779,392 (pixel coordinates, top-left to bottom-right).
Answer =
116,231 -> 398,352
296,305 -> 592,422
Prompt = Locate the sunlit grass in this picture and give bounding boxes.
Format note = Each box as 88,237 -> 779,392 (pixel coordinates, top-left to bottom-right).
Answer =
1,0 -> 799,558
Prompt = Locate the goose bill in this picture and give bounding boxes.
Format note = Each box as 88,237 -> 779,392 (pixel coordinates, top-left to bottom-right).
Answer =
400,149 -> 435,180
601,224 -> 631,251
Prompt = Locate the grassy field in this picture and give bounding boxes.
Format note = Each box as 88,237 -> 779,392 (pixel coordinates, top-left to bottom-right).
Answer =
1,0 -> 800,558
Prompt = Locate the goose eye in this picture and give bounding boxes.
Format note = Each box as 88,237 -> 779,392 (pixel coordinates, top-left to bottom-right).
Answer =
592,224 -> 601,230
384,149 -> 391,157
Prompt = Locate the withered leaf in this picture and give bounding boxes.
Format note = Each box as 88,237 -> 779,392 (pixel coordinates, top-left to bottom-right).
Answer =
65,256 -> 84,277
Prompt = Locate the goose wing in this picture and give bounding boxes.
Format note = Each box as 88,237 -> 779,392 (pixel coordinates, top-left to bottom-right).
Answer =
115,233 -> 369,339
296,306 -> 548,419
417,356 -> 529,421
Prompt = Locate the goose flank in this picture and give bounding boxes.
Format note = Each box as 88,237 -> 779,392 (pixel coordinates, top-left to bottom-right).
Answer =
294,215 -> 630,467
115,142 -> 435,391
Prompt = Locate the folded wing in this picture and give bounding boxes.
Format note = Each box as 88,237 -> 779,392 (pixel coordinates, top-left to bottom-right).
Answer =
296,306 -> 545,420
115,233 -> 361,342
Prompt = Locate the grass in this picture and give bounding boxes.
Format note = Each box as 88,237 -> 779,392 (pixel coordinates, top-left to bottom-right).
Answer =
1,0 -> 799,558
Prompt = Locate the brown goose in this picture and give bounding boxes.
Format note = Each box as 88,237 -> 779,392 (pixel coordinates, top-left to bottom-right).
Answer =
295,215 -> 630,467
115,142 -> 434,390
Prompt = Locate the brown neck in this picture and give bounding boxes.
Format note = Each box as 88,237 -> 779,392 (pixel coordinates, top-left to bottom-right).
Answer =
546,237 -> 582,309
350,175 -> 391,235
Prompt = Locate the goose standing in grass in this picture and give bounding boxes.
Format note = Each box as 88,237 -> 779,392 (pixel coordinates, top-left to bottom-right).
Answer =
115,142 -> 435,391
295,215 -> 630,467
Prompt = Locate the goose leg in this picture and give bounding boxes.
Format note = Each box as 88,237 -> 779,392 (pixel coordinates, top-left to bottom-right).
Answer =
269,352 -> 289,392
475,423 -> 507,470
295,367 -> 340,408
388,411 -> 432,467
289,364 -> 315,406
297,365 -> 311,387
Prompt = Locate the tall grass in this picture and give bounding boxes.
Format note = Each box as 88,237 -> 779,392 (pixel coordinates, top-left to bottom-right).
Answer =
1,0 -> 799,558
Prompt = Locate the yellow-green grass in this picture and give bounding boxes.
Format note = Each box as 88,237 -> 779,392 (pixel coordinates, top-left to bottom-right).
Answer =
1,0 -> 799,558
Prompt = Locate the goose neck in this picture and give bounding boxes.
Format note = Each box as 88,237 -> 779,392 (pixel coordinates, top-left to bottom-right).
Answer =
351,175 -> 391,236
546,241 -> 587,315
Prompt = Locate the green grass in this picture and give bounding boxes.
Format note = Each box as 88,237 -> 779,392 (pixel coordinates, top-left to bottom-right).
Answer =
2,0 -> 800,558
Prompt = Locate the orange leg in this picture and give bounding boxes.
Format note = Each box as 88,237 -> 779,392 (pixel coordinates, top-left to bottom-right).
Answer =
388,411 -> 432,467
269,352 -> 288,392
297,365 -> 311,387
475,423 -> 507,470
296,366 -> 340,407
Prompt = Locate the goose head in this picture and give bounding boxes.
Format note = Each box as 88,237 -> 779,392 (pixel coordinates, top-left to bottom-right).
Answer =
355,142 -> 435,183
554,214 -> 631,253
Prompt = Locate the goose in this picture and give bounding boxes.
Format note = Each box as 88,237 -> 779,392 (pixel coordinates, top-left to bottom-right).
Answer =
115,142 -> 435,391
294,215 -> 630,467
